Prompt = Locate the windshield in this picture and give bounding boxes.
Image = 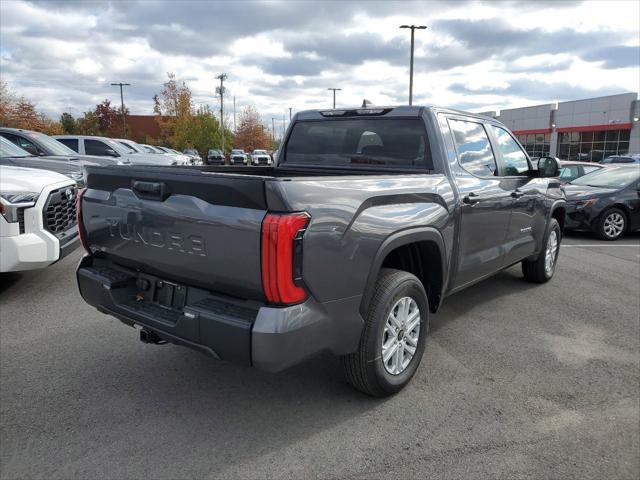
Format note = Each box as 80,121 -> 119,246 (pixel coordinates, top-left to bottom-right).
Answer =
571,166 -> 640,188
25,131 -> 77,155
118,141 -> 138,154
253,150 -> 267,155
284,118 -> 432,170
231,149 -> 244,154
0,136 -> 32,157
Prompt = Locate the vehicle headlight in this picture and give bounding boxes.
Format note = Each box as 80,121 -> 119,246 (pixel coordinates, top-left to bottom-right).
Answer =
0,192 -> 39,204
574,198 -> 599,209
0,191 -> 39,223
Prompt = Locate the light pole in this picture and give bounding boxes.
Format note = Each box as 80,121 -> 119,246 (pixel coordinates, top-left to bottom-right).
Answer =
110,82 -> 130,137
289,107 -> 292,121
399,25 -> 427,106
327,88 -> 341,109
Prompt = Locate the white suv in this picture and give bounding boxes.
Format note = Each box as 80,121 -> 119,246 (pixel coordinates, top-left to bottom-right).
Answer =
1,166 -> 79,272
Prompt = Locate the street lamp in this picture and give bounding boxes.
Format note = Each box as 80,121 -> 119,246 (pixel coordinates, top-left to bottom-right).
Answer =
327,88 -> 342,109
399,25 -> 427,106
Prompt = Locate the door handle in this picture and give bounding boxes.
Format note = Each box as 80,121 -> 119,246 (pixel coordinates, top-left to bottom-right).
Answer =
131,180 -> 168,201
511,189 -> 525,199
463,192 -> 480,205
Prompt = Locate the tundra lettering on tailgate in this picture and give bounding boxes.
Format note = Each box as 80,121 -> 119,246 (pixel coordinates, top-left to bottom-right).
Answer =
106,217 -> 206,256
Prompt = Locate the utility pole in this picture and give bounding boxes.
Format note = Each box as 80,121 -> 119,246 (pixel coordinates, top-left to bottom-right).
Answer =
282,114 -> 285,138
289,107 -> 292,121
110,82 -> 130,137
233,96 -> 236,132
215,73 -> 227,153
399,25 -> 427,105
271,117 -> 275,143
327,88 -> 341,109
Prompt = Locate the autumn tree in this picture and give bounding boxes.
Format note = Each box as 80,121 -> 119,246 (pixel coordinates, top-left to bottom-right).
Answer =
233,106 -> 271,153
153,73 -> 193,143
0,81 -> 64,133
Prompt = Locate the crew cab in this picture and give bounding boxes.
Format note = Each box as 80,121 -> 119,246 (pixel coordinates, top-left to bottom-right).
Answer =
230,149 -> 248,164
76,106 -> 565,396
1,166 -> 79,272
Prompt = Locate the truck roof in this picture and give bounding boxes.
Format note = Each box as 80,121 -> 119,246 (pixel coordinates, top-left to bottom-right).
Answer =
294,105 -> 498,123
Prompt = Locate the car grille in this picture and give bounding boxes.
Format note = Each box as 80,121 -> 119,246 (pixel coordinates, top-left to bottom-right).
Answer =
43,186 -> 77,237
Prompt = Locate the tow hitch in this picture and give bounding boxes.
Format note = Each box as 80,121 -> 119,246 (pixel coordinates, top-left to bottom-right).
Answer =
139,329 -> 167,345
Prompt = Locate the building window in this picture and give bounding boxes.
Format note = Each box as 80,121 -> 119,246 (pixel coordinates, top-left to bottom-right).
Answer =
558,129 -> 630,161
516,133 -> 550,158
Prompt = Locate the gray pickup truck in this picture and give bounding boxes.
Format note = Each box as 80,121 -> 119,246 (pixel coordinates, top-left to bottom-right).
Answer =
76,106 -> 565,396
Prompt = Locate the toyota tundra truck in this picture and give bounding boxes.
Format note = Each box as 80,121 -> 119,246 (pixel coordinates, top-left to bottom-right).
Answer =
76,106 -> 565,396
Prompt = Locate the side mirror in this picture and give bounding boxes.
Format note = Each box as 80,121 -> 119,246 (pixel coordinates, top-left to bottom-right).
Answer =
537,157 -> 559,177
105,148 -> 120,157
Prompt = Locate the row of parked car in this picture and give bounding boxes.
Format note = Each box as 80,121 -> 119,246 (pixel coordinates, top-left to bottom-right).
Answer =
207,148 -> 273,166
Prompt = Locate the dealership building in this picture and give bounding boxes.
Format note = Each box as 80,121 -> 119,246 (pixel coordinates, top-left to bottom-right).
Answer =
479,92 -> 639,161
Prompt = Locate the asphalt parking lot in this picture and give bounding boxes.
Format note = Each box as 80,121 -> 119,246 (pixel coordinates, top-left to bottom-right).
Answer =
1,233 -> 639,480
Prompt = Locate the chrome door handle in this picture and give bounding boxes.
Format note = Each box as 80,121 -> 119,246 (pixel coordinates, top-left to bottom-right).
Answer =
463,192 -> 480,205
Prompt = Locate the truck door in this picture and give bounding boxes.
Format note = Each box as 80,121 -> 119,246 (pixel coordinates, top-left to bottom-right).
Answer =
486,124 -> 546,266
447,118 -> 513,288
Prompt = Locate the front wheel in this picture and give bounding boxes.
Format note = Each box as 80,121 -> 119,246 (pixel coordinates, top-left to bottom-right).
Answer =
522,218 -> 561,283
342,269 -> 428,397
597,208 -> 627,241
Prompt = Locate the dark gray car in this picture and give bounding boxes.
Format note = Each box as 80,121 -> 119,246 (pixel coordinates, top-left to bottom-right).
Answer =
564,165 -> 640,240
0,127 -> 124,167
75,105 -> 565,396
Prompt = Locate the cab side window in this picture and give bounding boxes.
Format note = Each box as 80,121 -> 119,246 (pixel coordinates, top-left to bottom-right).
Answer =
488,125 -> 530,175
57,138 -> 79,152
449,119 -> 497,177
85,139 -> 114,156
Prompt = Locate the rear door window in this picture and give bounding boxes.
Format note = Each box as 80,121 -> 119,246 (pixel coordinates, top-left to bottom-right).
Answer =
448,119 -> 497,177
284,118 -> 432,170
57,138 -> 79,152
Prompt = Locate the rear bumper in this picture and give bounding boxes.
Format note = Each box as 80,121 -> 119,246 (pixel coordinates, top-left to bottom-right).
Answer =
77,256 -> 364,372
565,207 -> 596,231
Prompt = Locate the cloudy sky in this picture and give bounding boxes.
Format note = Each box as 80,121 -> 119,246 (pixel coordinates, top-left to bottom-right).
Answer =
1,0 -> 638,127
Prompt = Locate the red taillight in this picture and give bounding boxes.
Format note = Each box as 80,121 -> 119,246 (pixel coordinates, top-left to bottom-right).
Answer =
76,188 -> 91,254
261,212 -> 310,305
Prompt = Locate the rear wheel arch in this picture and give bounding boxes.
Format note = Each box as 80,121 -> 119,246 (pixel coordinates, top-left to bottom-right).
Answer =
360,228 -> 446,316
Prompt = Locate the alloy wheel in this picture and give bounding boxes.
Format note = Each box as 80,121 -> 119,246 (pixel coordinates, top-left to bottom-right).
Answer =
381,297 -> 421,375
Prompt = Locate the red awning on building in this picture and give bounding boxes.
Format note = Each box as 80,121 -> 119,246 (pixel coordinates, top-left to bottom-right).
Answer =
512,128 -> 552,135
556,123 -> 633,133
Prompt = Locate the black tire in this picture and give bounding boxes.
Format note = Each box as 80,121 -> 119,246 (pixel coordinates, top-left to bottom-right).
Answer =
342,268 -> 428,397
522,218 -> 561,283
596,207 -> 627,241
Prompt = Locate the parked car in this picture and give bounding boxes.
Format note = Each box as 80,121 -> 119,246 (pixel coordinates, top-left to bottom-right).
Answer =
0,137 -> 87,187
1,165 -> 79,272
251,149 -> 272,166
183,149 -> 203,164
564,165 -> 640,240
207,149 -> 226,165
117,139 -> 191,165
600,154 -> 640,164
53,135 -> 177,166
0,127 -> 124,167
558,160 -> 605,183
230,149 -> 248,164
76,105 -> 565,396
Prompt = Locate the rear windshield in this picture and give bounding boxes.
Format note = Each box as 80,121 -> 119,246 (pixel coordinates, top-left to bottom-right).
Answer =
283,118 -> 432,170
571,166 -> 639,188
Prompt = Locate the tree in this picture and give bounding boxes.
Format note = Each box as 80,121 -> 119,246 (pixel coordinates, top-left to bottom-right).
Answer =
60,112 -> 77,134
76,111 -> 101,136
0,81 -> 64,134
153,73 -> 193,143
233,106 -> 271,153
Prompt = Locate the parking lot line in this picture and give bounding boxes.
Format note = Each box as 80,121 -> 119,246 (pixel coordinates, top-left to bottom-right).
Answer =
562,244 -> 639,247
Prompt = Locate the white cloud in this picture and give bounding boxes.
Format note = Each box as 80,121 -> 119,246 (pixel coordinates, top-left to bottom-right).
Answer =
0,0 -> 637,123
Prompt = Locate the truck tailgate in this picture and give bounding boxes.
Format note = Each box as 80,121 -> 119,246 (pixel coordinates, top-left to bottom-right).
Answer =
82,166 -> 268,301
